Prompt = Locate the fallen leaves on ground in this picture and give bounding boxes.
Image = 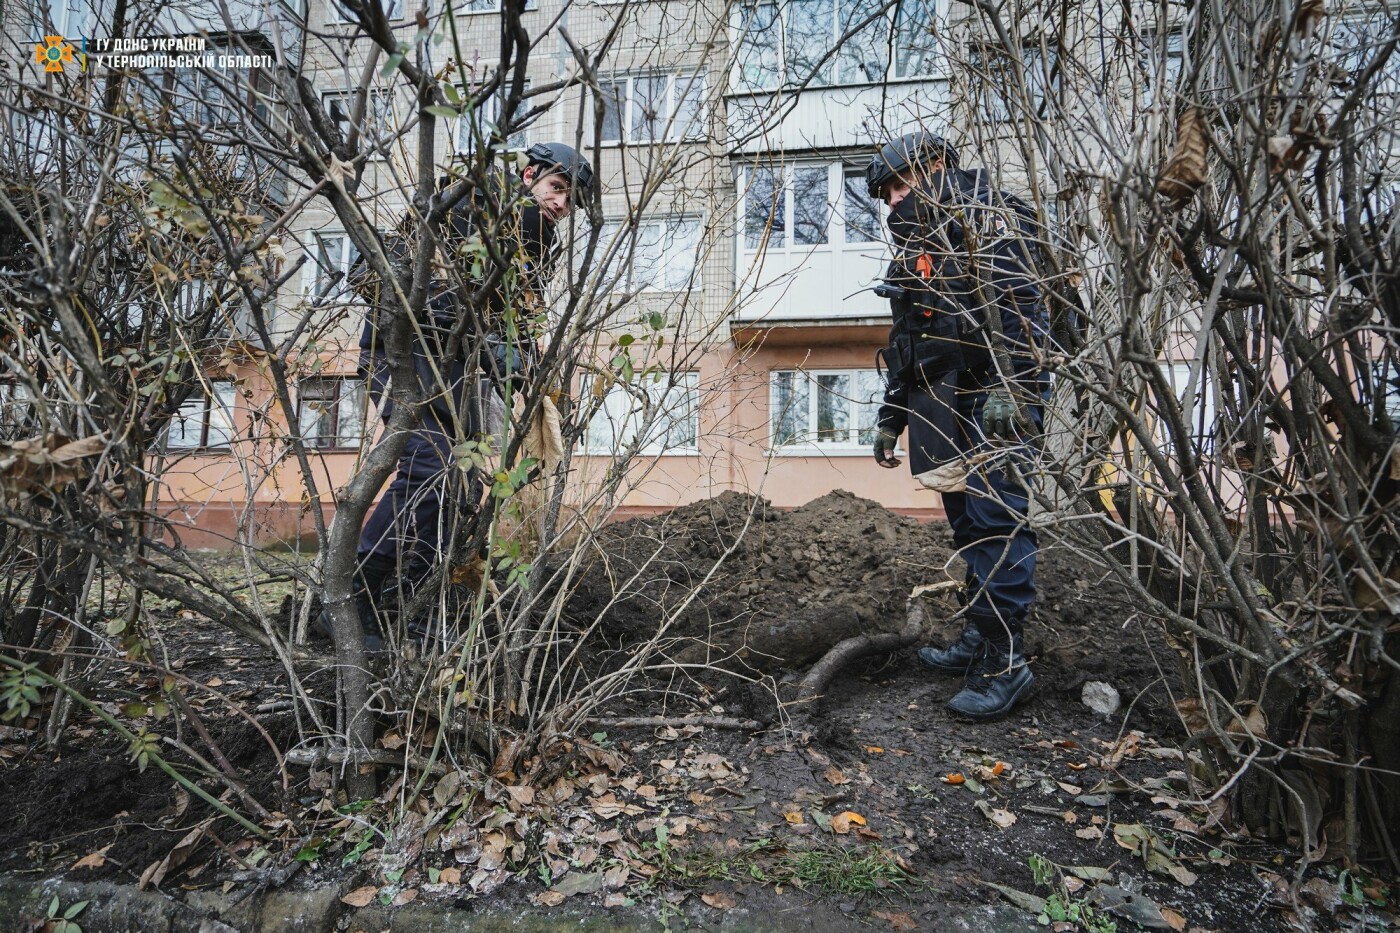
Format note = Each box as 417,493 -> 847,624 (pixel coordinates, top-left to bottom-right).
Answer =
873,909 -> 918,930
830,811 -> 867,834
72,846 -> 111,870
340,886 -> 377,908
974,799 -> 1017,829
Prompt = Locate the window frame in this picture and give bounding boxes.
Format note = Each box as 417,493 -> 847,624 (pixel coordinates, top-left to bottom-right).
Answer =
164,381 -> 237,452
769,368 -> 884,453
1159,361 -> 1216,456
580,371 -> 702,455
297,376 -> 369,451
322,88 -> 394,160
598,72 -> 707,146
453,81 -> 532,156
329,0 -> 404,24
731,0 -> 941,93
968,41 -> 1060,124
595,215 -> 704,293
738,160 -> 884,255
303,230 -> 363,302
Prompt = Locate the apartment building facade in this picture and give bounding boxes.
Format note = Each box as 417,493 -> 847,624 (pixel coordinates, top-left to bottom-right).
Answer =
7,0 -> 1056,547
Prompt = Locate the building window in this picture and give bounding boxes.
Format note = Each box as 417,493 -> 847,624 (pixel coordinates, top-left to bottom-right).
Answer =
454,82 -> 531,155
583,372 -> 700,454
1329,14 -> 1400,94
298,377 -> 368,449
599,73 -> 706,145
1160,362 -> 1216,454
165,382 -> 236,451
596,217 -> 702,292
770,369 -> 882,448
304,232 -> 363,300
46,0 -> 91,37
453,0 -> 538,12
970,43 -> 1059,123
330,0 -> 403,23
734,0 -> 938,92
740,161 -> 882,252
167,69 -> 237,127
0,383 -> 33,439
323,89 -> 394,156
1140,29 -> 1185,109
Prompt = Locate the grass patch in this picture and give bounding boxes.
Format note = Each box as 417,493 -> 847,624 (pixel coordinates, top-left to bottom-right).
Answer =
645,836 -> 919,899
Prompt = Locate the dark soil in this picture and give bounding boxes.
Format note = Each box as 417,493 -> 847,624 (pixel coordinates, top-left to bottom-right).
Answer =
0,491 -> 1385,932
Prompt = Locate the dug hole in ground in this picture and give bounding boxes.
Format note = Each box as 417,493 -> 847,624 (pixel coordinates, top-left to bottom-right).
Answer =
0,491 -> 1386,932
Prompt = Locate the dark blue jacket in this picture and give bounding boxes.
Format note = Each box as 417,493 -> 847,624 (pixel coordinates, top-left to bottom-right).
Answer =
355,177 -> 556,422
877,168 -> 1049,435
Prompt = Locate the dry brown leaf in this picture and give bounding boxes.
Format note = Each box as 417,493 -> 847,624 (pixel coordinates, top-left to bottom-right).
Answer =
873,909 -> 918,931
439,866 -> 462,885
1227,704 -> 1268,740
1161,907 -> 1188,931
1063,810 -> 1078,824
864,745 -> 885,754
823,766 -> 850,786
73,845 -> 111,870
138,820 -> 211,891
1058,782 -> 1082,795
1076,826 -> 1104,840
830,811 -> 867,834
975,799 -> 1017,829
701,892 -> 736,909
942,773 -> 966,785
1158,108 -> 1209,206
392,888 -> 419,907
532,890 -> 567,907
784,810 -> 805,825
340,885 -> 377,908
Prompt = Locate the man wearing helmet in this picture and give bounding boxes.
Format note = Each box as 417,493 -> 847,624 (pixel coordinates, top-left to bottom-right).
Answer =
342,142 -> 594,649
866,130 -> 1049,720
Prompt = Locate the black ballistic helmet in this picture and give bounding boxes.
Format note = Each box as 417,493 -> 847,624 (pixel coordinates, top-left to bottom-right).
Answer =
866,131 -> 959,198
526,142 -> 595,203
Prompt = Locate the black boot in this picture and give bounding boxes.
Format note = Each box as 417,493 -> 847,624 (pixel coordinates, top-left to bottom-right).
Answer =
917,625 -> 984,674
947,636 -> 1033,720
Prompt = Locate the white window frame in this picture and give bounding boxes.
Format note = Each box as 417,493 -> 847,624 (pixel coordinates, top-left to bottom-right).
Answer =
598,73 -> 707,146
970,41 -> 1060,124
1139,28 -> 1185,110
329,0 -> 403,24
453,82 -> 531,156
596,216 -> 703,293
582,372 -> 701,455
1160,362 -> 1216,455
769,368 -> 884,453
47,0 -> 91,37
0,383 -> 34,438
449,0 -> 538,14
303,231 -> 362,301
731,0 -> 940,93
297,376 -> 369,450
738,161 -> 883,255
165,381 -> 236,451
322,89 -> 394,159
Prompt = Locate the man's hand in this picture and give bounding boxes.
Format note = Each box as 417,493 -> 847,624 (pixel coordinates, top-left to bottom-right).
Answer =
874,429 -> 902,468
982,391 -> 1026,440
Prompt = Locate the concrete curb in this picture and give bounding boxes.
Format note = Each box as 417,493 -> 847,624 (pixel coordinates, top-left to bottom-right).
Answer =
0,873 -> 1038,931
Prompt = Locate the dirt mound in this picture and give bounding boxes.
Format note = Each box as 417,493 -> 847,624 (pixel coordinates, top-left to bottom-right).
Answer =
562,489 -> 960,673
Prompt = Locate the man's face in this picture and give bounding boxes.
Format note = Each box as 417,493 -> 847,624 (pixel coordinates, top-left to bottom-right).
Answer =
880,158 -> 944,209
524,166 -> 574,222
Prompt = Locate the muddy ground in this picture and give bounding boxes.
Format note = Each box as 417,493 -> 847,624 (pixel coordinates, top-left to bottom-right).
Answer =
0,492 -> 1391,932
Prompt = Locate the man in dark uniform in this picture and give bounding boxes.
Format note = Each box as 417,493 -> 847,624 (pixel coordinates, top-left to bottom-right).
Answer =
866,131 -> 1049,720
349,142 -> 593,647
